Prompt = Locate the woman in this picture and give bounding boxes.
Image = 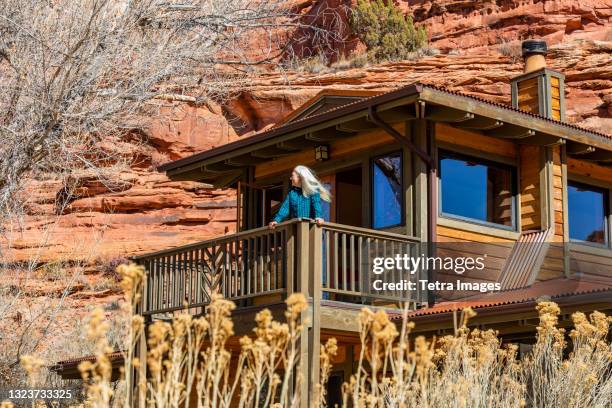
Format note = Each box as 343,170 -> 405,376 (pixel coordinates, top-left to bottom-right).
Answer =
269,165 -> 331,228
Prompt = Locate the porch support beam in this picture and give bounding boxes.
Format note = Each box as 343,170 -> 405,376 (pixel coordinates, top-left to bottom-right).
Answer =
425,106 -> 474,122
305,128 -> 354,142
225,154 -> 267,166
576,149 -> 612,162
203,162 -> 237,172
251,146 -> 295,159
336,117 -> 378,132
367,105 -> 432,165
454,116 -> 504,130
486,124 -> 535,139
518,134 -> 565,146
566,141 -> 595,155
277,138 -> 320,150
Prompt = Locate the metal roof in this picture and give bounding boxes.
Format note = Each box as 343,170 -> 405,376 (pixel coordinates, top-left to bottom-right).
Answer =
49,350 -> 125,372
395,277 -> 612,319
158,82 -> 612,176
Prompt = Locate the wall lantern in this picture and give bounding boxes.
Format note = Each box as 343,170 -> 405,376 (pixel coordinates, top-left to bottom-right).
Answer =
315,145 -> 329,162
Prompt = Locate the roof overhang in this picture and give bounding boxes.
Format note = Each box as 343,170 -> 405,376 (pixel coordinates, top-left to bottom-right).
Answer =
158,83 -> 612,186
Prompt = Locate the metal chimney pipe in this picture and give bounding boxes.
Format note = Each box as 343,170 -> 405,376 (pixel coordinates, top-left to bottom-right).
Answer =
522,39 -> 547,73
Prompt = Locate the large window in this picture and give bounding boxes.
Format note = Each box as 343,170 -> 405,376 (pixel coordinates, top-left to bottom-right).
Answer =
439,150 -> 516,229
372,152 -> 403,229
568,181 -> 608,245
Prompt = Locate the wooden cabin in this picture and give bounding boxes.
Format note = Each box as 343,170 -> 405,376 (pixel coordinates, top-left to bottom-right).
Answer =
52,40 -> 612,406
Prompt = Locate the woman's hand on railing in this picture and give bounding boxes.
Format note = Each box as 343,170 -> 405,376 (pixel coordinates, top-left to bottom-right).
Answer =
315,218 -> 324,226
269,221 -> 278,229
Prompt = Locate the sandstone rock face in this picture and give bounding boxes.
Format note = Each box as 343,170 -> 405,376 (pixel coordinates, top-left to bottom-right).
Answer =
2,0 -> 610,300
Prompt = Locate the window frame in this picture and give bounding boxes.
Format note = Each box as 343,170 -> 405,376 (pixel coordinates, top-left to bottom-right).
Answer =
437,149 -> 519,232
567,179 -> 610,248
370,150 -> 405,230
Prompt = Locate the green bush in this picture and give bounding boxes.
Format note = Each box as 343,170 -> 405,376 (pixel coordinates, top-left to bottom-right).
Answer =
350,0 -> 427,62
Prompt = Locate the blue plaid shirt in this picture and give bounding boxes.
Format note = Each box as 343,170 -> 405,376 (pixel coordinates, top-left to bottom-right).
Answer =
272,186 -> 322,223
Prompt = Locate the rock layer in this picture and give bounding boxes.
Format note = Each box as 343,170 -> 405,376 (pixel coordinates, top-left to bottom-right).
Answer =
2,0 -> 611,275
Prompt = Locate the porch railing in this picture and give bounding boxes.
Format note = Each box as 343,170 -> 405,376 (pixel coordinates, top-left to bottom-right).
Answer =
133,219 -> 426,316
319,223 -> 425,303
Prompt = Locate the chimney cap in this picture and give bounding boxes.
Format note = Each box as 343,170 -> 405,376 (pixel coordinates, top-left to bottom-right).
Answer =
522,39 -> 547,56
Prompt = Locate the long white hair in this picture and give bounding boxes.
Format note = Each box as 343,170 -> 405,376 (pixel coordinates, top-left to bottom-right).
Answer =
294,165 -> 331,202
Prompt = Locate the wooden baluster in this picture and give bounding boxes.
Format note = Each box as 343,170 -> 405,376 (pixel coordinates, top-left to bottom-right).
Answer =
272,231 -> 277,290
160,257 -> 165,310
285,226 -> 294,296
176,252 -> 181,308
325,229 -> 330,290
150,259 -> 156,312
350,235 -> 355,294
260,234 -> 265,293
221,241 -> 230,299
266,233 -> 271,292
246,238 -> 251,296
229,240 -> 234,299
186,250 -> 192,308
161,255 -> 170,309
202,247 -> 207,303
333,232 -> 339,290
163,255 -> 168,310
341,233 -> 347,291
253,236 -> 258,294
179,251 -> 184,309
366,237 -> 371,296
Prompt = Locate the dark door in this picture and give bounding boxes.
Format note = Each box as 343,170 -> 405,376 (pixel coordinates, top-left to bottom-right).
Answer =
334,166 -> 363,227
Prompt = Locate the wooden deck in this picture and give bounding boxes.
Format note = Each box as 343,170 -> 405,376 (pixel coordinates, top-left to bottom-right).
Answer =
132,219 -> 428,316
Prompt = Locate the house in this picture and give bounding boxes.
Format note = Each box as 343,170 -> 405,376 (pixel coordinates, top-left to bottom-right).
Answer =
52,39 -> 612,406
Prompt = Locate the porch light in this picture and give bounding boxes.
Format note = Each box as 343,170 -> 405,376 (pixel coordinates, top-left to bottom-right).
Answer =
315,145 -> 329,162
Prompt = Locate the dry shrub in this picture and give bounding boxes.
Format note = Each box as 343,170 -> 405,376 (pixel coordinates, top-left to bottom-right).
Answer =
14,264 -> 612,408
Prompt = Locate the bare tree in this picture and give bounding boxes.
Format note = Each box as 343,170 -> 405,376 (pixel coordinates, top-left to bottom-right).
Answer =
0,0 -> 340,221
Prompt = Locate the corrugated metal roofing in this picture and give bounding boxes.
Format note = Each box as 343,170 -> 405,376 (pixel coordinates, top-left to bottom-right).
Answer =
158,82 -> 612,173
395,277 -> 612,319
50,350 -> 125,371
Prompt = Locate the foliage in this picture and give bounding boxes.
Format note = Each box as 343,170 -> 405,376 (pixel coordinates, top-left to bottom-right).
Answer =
350,0 -> 427,62
0,0 -> 340,222
11,264 -> 612,408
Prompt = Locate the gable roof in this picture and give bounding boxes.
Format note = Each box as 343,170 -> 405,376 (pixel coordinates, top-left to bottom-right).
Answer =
277,89 -> 381,126
158,83 -> 612,184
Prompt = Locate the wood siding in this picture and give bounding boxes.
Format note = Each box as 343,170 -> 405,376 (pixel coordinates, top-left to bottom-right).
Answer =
520,145 -> 541,230
435,226 -> 514,300
569,247 -> 612,281
551,76 -> 562,120
517,77 -> 540,114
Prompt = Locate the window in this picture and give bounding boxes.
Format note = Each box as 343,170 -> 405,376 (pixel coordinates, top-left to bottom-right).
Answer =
372,152 -> 403,228
439,150 -> 516,229
568,181 -> 608,245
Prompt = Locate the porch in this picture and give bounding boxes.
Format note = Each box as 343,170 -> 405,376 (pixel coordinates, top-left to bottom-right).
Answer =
132,219 -> 428,317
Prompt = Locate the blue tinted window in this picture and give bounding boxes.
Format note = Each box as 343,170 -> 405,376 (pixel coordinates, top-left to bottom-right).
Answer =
568,182 -> 607,244
372,152 -> 402,228
439,151 -> 515,227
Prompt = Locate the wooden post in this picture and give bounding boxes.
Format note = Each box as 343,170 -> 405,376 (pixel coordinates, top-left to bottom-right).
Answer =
295,220 -> 311,408
136,319 -> 148,408
413,119 -> 428,241
285,224 -> 296,296
309,224 -> 322,406
131,261 -> 149,408
560,144 -> 571,277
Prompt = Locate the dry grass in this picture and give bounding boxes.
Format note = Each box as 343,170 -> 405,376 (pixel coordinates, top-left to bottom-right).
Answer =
9,264 -> 612,407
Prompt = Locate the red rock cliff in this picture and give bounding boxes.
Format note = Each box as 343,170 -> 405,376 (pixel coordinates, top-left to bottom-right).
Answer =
4,0 -> 611,266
